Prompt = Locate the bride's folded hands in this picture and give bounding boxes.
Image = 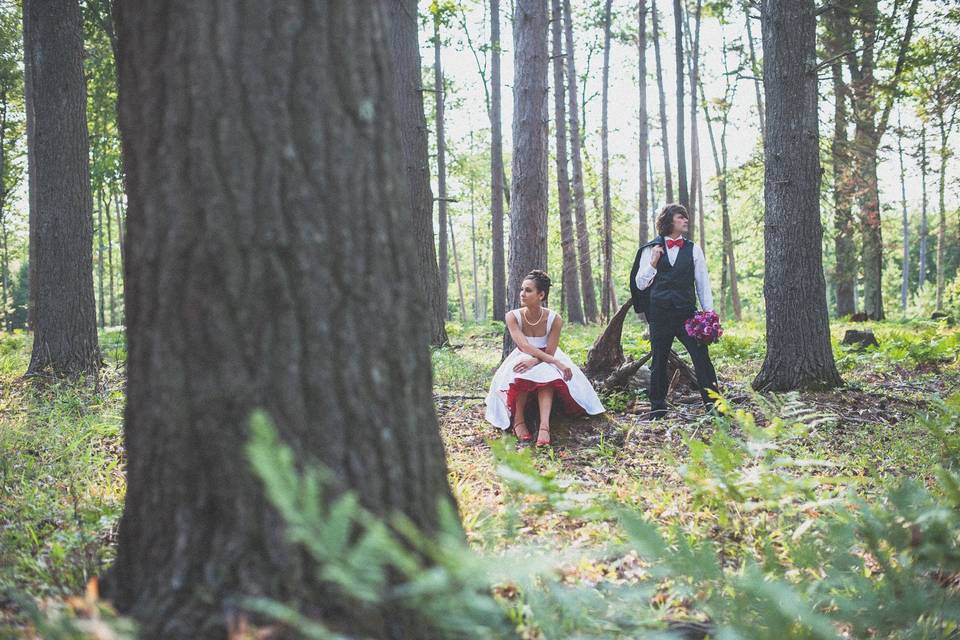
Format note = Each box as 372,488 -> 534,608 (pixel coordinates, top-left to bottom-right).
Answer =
513,357 -> 539,373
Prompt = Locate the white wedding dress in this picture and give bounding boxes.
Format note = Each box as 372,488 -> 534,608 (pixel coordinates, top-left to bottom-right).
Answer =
484,309 -> 605,430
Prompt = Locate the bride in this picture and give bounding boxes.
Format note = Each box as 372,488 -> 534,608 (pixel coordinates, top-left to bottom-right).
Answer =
485,270 -> 604,446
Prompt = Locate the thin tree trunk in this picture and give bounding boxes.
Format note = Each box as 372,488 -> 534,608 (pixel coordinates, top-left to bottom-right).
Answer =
490,0 -> 507,320
936,117 -> 948,311
448,215 -> 467,322
826,6 -> 856,317
651,0 -> 673,202
897,116 -> 909,310
673,0 -> 688,209
0,91 -> 7,331
0,214 -> 7,332
919,125 -> 929,289
753,0 -> 841,391
552,0 -> 584,323
97,188 -> 105,328
683,0 -> 702,244
744,4 -> 764,141
638,1 -> 650,244
469,134 -> 481,322
563,0 -> 599,322
505,0 -> 549,354
23,0 -> 100,376
106,192 -> 115,326
108,2 -> 457,635
434,15 -> 449,320
600,0 -> 613,320
701,53 -> 741,320
648,149 -> 658,230
388,0 -> 448,345
842,0 -> 920,321
113,191 -> 125,274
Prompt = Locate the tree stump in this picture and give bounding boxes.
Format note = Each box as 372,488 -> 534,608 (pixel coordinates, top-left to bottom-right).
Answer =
584,300 -> 698,396
841,329 -> 879,350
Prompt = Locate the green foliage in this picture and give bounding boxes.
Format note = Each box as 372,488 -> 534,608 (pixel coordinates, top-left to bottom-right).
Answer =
245,395 -> 960,639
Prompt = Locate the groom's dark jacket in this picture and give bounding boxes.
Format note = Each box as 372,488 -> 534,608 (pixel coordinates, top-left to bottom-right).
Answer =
628,236 -> 664,315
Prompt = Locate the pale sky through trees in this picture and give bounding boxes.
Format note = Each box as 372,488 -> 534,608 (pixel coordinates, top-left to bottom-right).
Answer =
423,1 -> 957,245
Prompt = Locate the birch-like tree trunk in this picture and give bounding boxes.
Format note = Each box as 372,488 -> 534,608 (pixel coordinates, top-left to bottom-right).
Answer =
638,1 -> 650,243
672,0 -> 688,209
651,0 -> 673,202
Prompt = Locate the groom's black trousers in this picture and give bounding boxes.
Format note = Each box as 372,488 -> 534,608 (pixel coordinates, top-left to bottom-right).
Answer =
648,305 -> 718,410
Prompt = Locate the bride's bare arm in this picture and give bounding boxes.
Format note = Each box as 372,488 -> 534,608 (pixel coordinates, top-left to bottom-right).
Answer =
505,312 -> 560,366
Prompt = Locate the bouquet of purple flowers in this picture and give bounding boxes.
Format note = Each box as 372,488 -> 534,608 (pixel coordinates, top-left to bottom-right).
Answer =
685,310 -> 723,345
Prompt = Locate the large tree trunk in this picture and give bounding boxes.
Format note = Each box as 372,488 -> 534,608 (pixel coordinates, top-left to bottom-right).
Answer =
434,15 -> 449,321
672,0 -> 688,209
108,2 -> 457,636
551,0 -> 584,323
563,0 -> 599,322
505,0 -> 549,354
600,0 -> 613,320
651,0 -> 673,203
753,0 -> 841,391
23,0 -> 100,377
490,0 -> 507,320
638,2 -> 650,244
919,126 -> 929,289
897,117 -> 909,311
389,0 -> 448,346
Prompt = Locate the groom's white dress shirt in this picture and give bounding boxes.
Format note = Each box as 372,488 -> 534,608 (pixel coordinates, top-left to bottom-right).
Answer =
635,239 -> 714,312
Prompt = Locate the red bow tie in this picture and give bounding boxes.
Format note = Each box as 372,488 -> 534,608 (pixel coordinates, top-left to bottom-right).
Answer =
666,237 -> 684,249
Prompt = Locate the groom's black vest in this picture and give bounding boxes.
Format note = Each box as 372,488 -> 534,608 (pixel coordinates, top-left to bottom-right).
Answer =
651,237 -> 696,311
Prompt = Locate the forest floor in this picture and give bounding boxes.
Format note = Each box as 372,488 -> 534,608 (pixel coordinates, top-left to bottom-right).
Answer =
1,317 -> 958,636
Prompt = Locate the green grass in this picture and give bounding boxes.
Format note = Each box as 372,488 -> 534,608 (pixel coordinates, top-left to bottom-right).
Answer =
1,318 -> 958,636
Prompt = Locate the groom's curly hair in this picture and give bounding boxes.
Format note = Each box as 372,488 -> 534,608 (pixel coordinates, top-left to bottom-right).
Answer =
656,203 -> 689,237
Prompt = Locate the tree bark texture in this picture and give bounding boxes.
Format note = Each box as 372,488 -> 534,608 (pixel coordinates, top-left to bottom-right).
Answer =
505,0 -> 549,352
686,0 -> 702,244
638,1 -> 650,243
825,8 -> 856,317
490,0 -> 507,320
600,0 -> 613,320
842,0 -> 920,321
388,0 -> 448,346
563,0 -> 598,322
109,3 -> 456,636
433,16 -> 449,320
936,118 -> 949,311
672,0 -> 688,209
23,0 -> 100,376
919,126 -> 928,288
896,119 -> 909,310
753,0 -> 841,391
651,0 -> 673,203
551,0 -> 583,323
744,6 -> 764,141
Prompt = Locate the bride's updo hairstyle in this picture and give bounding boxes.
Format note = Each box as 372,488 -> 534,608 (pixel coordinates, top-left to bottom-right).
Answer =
524,269 -> 552,304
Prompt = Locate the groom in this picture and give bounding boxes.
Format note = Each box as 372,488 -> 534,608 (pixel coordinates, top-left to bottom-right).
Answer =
629,204 -> 718,420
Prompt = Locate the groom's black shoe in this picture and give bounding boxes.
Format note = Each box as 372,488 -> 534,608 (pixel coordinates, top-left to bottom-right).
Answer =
647,403 -> 668,421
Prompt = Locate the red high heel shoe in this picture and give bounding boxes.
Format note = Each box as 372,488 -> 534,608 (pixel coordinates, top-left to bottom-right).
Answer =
536,427 -> 551,447
513,421 -> 533,442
